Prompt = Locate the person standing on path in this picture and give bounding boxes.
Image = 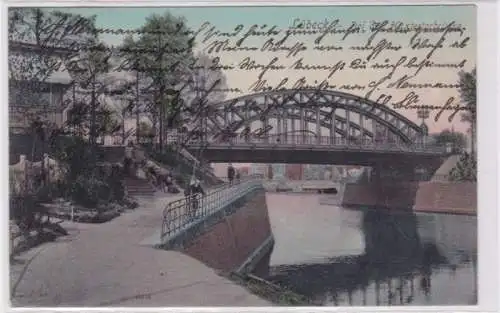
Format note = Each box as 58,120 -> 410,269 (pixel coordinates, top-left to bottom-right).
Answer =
185,178 -> 206,220
227,164 -> 235,185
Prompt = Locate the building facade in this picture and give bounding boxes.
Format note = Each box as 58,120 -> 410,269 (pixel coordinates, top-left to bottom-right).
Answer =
271,164 -> 286,179
285,164 -> 303,180
238,166 -> 250,176
9,42 -> 74,134
249,163 -> 268,178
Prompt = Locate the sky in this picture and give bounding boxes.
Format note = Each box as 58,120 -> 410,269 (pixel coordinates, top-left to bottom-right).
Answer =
37,5 -> 476,136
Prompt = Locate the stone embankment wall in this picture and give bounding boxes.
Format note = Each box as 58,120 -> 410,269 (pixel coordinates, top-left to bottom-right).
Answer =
173,189 -> 275,276
342,182 -> 477,215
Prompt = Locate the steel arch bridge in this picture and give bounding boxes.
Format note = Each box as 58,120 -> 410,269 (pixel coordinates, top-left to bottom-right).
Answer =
182,89 -> 447,164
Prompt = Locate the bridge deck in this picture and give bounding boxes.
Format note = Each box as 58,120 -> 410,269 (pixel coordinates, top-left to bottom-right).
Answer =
188,146 -> 446,166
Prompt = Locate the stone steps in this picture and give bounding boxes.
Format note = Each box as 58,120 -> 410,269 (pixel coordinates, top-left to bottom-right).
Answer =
124,178 -> 156,197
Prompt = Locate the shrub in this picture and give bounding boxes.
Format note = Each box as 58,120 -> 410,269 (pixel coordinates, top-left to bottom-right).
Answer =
110,179 -> 125,202
33,182 -> 66,202
108,166 -> 126,202
69,175 -> 112,208
449,152 -> 477,182
10,195 -> 47,231
50,135 -> 94,180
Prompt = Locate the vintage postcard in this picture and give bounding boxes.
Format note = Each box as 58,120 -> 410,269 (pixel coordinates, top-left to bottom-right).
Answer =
7,4 -> 481,308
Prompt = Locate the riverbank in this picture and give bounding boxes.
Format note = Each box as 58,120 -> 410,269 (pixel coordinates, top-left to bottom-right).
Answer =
228,272 -> 310,306
10,192 -> 270,306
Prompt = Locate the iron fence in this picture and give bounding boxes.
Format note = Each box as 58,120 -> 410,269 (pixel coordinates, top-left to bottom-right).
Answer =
184,135 -> 449,154
160,175 -> 263,243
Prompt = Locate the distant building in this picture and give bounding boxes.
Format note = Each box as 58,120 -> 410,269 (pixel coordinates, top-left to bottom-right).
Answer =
238,166 -> 249,176
330,166 -> 343,181
303,164 -> 328,180
318,165 -> 330,180
271,164 -> 286,179
286,164 -> 303,180
250,163 -> 268,178
302,164 -> 313,180
267,164 -> 273,179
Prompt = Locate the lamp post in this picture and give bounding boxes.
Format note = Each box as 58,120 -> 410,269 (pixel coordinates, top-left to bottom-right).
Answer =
417,108 -> 430,146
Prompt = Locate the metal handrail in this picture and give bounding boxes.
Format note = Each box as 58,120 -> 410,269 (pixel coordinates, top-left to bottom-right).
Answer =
184,135 -> 448,154
160,175 -> 263,243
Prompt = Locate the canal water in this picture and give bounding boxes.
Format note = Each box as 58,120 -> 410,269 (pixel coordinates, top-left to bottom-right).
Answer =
263,193 -> 478,306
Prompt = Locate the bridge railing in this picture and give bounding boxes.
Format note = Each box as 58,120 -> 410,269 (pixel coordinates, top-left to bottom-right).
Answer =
160,175 -> 262,243
186,135 -> 448,154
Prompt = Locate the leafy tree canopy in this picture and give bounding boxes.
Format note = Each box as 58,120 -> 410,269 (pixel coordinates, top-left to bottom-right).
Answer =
119,12 -> 195,83
432,129 -> 467,152
9,8 -> 97,82
458,67 -> 476,128
449,152 -> 476,182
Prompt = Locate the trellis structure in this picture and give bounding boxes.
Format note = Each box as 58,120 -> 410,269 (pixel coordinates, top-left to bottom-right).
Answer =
190,89 -> 426,147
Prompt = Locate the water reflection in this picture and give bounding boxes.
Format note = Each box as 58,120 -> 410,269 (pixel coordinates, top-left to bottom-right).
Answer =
263,193 -> 477,306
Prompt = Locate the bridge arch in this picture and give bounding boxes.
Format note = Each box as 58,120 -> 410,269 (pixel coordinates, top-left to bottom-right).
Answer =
202,89 -> 424,144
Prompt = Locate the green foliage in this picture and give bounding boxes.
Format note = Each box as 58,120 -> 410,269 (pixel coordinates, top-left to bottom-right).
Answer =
69,175 -> 112,208
120,12 -> 194,75
137,121 -> 156,144
64,102 -> 121,139
49,136 -> 126,207
9,8 -> 97,82
432,129 -> 467,153
10,196 -> 35,228
10,193 -> 50,232
107,165 -> 126,202
458,68 -> 476,123
50,135 -> 94,179
119,12 -> 195,131
458,68 -> 476,154
33,183 -> 61,203
230,273 -> 310,306
449,152 -> 477,182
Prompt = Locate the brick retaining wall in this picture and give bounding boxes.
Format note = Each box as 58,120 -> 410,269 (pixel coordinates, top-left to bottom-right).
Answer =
414,182 -> 476,215
183,190 -> 274,273
342,182 -> 477,215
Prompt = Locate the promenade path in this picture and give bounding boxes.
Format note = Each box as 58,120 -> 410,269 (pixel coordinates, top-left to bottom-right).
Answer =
10,192 -> 270,307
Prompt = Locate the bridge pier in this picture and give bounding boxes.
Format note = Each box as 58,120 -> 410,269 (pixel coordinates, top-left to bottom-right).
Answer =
369,163 -> 419,183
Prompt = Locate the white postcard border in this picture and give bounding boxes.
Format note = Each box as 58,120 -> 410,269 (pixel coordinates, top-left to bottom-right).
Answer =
0,1 -> 497,312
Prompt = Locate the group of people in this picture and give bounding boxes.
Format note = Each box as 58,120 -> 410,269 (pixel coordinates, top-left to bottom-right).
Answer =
147,167 -> 177,193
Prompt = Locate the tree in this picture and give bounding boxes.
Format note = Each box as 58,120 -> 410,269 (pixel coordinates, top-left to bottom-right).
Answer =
8,8 -> 96,82
432,129 -> 467,153
179,53 -> 229,142
449,152 -> 476,182
185,53 -> 228,105
138,121 -> 153,135
9,8 -> 97,118
458,67 -> 476,155
66,41 -> 113,145
8,8 -> 101,189
120,12 -> 195,149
